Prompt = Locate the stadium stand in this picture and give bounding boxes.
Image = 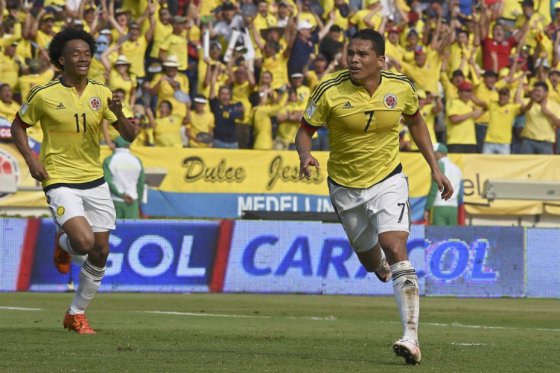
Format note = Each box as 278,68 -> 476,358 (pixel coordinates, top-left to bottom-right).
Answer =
1,0 -> 560,154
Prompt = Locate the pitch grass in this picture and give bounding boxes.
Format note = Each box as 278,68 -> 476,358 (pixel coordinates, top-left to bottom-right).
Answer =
0,294 -> 559,372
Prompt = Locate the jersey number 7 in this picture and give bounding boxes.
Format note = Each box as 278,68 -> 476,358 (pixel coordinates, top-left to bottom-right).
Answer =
364,111 -> 374,132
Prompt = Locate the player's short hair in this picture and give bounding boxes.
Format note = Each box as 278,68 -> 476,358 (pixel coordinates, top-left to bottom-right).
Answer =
49,28 -> 96,71
351,29 -> 385,56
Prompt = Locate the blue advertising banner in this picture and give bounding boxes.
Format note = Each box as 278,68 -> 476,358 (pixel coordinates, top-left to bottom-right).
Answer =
425,227 -> 524,297
29,220 -> 220,292
223,221 -> 425,295
0,219 -> 27,291
526,229 -> 560,298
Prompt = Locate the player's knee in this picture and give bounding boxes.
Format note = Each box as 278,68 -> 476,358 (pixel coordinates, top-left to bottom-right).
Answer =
71,234 -> 95,253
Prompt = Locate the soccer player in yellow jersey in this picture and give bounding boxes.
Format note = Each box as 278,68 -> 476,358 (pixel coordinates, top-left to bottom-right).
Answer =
296,29 -> 453,365
10,28 -> 137,335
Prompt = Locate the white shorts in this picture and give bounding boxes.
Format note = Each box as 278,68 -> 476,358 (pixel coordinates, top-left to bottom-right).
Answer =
45,183 -> 116,232
328,173 -> 411,253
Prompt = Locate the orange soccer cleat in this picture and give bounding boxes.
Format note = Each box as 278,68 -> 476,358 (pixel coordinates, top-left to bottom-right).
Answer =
53,230 -> 71,274
63,311 -> 96,334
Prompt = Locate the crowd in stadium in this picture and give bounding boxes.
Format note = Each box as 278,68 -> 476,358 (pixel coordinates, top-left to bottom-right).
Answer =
1,0 -> 560,154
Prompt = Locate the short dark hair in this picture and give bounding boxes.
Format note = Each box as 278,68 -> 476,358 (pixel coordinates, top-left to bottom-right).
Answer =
48,28 -> 96,71
350,29 -> 385,56
160,100 -> 173,111
533,81 -> 549,91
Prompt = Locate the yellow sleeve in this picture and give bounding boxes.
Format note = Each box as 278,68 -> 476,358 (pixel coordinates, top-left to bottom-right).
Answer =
103,87 -> 119,123
403,84 -> 419,116
303,87 -> 329,127
445,100 -> 459,118
18,89 -> 43,126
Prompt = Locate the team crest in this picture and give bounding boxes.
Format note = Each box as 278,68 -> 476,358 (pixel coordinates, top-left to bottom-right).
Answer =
57,206 -> 65,217
384,93 -> 397,109
89,97 -> 102,111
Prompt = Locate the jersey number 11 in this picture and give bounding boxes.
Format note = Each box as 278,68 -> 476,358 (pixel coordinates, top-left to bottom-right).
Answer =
74,113 -> 87,133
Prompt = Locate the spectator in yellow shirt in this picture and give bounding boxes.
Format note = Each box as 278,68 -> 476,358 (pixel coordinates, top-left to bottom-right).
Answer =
273,88 -> 304,150
446,81 -> 483,153
471,70 -> 500,153
0,84 -> 20,122
103,55 -> 137,108
476,87 -> 522,154
149,56 -> 190,119
149,7 -> 173,60
185,95 -> 215,148
18,59 -> 55,101
150,100 -> 185,148
517,81 -> 560,154
0,42 -> 20,91
159,16 -> 190,72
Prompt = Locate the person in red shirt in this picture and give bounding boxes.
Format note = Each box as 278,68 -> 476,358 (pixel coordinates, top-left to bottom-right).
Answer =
475,3 -> 528,72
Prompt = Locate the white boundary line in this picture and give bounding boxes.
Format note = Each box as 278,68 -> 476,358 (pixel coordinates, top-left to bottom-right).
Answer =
390,320 -> 560,333
141,310 -> 337,321
0,306 -> 43,311
451,342 -> 487,346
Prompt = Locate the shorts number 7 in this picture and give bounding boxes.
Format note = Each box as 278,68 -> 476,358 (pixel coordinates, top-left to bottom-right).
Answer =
397,202 -> 406,223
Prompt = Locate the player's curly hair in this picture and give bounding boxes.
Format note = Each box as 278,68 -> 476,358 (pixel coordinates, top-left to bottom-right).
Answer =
48,28 -> 96,71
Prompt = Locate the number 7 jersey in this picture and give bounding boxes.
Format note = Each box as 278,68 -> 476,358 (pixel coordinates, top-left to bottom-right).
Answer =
303,69 -> 419,188
18,79 -> 130,188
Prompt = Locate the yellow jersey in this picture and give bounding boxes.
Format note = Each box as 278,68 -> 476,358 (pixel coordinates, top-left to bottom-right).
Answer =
231,80 -> 252,123
401,49 -> 441,94
18,79 -> 129,188
160,34 -> 188,70
521,98 -> 560,143
445,98 -> 477,145
0,54 -> 20,90
409,103 -> 436,151
277,100 -> 305,143
262,53 -> 289,90
154,114 -> 184,147
150,73 -> 190,118
473,82 -> 498,124
150,21 -> 173,58
187,110 -> 215,148
485,102 -> 520,144
303,70 -> 419,188
121,37 -> 149,78
0,99 -> 20,121
109,70 -> 137,106
18,69 -> 55,100
88,57 -> 107,84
